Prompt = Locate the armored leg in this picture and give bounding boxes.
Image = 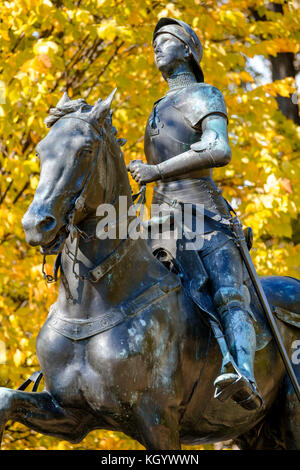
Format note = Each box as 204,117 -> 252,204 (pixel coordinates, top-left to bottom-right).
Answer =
201,235 -> 263,410
214,286 -> 256,380
213,286 -> 263,410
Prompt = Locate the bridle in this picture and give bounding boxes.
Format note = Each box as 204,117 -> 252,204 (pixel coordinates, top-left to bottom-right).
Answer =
42,116 -> 146,284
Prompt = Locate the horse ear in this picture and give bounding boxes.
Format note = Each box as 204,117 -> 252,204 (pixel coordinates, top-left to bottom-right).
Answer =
90,88 -> 117,125
57,91 -> 71,108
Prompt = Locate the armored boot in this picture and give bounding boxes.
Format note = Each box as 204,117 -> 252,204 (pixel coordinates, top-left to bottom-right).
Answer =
213,287 -> 264,411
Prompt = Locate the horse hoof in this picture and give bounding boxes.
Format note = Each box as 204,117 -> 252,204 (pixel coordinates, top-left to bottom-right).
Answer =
214,373 -> 264,411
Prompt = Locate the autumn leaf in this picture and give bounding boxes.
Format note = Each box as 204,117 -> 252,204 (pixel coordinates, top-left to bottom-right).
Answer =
0,0 -> 299,451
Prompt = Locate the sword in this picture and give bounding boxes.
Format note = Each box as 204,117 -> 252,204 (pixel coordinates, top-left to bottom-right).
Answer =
229,215 -> 300,402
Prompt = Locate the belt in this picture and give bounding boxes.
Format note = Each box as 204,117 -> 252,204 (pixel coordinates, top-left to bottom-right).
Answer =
153,187 -> 233,229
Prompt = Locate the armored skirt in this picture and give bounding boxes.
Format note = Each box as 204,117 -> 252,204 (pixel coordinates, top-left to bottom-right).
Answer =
151,176 -> 235,255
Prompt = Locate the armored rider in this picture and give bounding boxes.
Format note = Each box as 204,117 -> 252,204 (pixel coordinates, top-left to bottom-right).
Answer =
127,17 -> 262,410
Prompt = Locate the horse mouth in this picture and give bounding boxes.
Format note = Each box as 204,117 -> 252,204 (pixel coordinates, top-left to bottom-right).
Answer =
40,228 -> 67,255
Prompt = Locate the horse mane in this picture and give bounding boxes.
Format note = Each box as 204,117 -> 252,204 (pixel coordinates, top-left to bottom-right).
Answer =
44,98 -> 93,128
44,92 -> 127,163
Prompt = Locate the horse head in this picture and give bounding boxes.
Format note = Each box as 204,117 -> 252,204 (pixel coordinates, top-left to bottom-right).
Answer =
22,89 -> 124,255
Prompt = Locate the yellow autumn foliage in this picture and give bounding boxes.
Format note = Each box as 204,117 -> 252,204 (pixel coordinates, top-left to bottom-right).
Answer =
0,0 -> 299,450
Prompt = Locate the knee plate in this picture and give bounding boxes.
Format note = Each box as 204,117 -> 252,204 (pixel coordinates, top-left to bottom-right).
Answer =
213,285 -> 252,317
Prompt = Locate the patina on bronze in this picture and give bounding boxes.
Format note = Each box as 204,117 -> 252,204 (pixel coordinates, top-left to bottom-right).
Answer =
0,21 -> 299,451
127,17 -> 300,407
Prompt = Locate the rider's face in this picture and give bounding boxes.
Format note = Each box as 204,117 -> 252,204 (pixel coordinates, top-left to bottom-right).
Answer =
153,33 -> 190,76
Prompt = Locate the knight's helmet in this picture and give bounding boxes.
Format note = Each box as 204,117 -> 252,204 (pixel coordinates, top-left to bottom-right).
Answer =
153,17 -> 204,83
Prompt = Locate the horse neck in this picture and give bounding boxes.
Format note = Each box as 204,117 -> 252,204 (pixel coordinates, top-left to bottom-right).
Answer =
78,128 -> 136,263
56,130 -> 158,318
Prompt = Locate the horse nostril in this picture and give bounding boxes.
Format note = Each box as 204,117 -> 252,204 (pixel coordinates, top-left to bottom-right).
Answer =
37,216 -> 56,233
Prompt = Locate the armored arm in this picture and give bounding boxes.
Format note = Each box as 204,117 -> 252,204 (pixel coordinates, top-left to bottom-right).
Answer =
128,84 -> 232,185
156,114 -> 231,180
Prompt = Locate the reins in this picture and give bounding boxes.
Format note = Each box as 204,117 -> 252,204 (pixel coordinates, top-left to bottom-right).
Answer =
68,184 -> 146,283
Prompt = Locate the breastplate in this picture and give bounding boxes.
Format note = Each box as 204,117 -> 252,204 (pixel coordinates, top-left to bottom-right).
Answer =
144,91 -> 211,179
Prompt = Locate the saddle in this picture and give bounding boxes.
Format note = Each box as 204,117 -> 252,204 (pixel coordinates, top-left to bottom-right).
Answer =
274,306 -> 300,329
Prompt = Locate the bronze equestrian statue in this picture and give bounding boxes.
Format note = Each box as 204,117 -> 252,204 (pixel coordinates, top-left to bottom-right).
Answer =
0,18 -> 299,450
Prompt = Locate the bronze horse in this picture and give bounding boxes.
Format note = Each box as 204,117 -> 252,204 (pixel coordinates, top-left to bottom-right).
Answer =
1,91 -> 299,450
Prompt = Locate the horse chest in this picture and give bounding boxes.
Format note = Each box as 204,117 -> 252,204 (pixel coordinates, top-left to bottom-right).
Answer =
36,320 -> 149,411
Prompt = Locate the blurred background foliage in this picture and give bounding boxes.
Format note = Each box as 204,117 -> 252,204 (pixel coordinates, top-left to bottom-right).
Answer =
0,0 -> 299,450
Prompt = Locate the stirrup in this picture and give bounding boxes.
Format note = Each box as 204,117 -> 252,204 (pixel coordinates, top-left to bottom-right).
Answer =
214,372 -> 264,411
17,370 -> 43,392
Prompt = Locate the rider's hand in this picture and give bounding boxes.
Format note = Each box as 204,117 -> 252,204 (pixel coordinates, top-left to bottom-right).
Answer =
127,160 -> 161,184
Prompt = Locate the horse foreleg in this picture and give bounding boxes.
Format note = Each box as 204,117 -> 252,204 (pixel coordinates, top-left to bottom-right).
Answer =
136,398 -> 181,450
0,387 -> 96,446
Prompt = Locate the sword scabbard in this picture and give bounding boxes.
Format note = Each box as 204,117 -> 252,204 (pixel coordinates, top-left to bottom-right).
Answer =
230,216 -> 300,401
